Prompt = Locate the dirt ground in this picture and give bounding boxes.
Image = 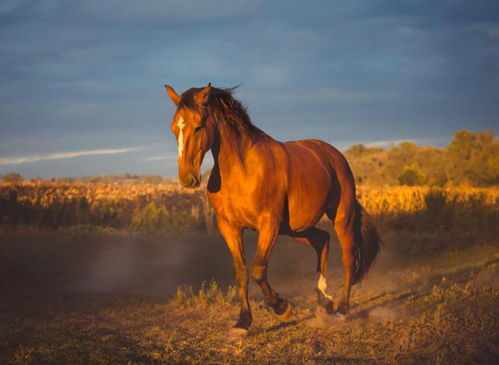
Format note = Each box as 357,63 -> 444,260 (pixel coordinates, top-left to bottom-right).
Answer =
0,228 -> 498,364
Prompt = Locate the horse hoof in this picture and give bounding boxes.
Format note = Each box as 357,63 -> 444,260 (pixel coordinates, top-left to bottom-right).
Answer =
275,302 -> 293,322
337,302 -> 349,315
315,306 -> 334,320
228,327 -> 248,341
333,312 -> 347,321
312,306 -> 347,327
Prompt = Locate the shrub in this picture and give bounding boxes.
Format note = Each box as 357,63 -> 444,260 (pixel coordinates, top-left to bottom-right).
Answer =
399,163 -> 426,186
2,172 -> 23,183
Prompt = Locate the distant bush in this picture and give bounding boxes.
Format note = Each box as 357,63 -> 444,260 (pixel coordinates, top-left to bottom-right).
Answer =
398,163 -> 426,186
1,172 -> 23,183
131,201 -> 171,233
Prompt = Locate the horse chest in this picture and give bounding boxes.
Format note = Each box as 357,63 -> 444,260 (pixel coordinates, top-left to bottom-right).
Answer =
206,187 -> 270,229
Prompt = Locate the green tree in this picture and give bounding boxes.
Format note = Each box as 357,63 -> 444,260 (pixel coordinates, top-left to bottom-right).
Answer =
415,147 -> 448,186
344,144 -> 387,185
131,202 -> 170,232
447,130 -> 498,186
398,163 -> 426,186
344,144 -> 384,159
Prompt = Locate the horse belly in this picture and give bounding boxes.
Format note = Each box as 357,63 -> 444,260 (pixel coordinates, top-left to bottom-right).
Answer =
285,145 -> 333,231
287,185 -> 329,231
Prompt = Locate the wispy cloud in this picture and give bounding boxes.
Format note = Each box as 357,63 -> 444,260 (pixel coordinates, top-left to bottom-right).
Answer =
468,24 -> 499,38
143,154 -> 215,171
143,155 -> 177,161
0,147 -> 142,166
331,137 -> 450,151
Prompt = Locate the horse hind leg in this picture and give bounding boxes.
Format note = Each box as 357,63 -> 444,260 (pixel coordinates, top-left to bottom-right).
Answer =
331,211 -> 356,315
289,227 -> 335,315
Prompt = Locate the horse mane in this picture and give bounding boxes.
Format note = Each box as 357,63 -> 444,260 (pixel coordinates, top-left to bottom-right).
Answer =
179,86 -> 265,142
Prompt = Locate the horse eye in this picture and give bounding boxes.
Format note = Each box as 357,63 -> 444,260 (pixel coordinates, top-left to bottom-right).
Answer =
194,126 -> 203,132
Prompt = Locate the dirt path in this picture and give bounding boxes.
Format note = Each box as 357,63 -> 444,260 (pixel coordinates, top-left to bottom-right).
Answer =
0,232 -> 498,364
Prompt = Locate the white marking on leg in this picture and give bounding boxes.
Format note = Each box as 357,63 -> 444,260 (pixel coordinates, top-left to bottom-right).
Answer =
317,273 -> 334,301
176,116 -> 185,158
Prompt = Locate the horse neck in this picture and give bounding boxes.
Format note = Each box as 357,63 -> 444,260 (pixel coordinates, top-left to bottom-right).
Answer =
211,121 -> 258,174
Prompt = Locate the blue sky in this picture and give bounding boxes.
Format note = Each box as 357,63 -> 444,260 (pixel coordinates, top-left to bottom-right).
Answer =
0,0 -> 498,178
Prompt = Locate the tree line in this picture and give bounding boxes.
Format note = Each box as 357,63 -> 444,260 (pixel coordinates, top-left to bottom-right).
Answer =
344,130 -> 498,187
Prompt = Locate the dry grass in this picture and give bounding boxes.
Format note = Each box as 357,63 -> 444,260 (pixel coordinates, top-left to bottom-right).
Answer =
357,185 -> 499,215
1,182 -> 497,234
0,231 -> 497,365
0,181 -> 213,233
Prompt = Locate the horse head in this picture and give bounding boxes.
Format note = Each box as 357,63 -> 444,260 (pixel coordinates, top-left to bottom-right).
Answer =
164,84 -> 215,188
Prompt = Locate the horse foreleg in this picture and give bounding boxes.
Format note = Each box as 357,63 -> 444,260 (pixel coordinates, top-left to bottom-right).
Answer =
252,222 -> 292,322
217,217 -> 252,336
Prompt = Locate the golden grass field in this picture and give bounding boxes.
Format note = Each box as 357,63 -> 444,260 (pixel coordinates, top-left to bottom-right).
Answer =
1,182 -> 498,232
0,183 -> 498,364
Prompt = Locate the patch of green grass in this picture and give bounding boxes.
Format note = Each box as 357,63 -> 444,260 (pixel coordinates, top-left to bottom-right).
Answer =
169,280 -> 237,309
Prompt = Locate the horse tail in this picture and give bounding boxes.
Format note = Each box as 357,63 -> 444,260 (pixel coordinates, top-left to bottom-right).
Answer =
352,201 -> 381,285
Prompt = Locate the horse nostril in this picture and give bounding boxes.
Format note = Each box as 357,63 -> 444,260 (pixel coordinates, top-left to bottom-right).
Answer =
180,174 -> 200,188
185,176 -> 198,188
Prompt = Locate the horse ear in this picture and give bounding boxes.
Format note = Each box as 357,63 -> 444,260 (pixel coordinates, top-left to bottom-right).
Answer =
194,84 -> 211,106
164,85 -> 181,105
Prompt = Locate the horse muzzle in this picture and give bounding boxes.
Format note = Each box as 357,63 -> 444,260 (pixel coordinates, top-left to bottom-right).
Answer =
179,173 -> 201,189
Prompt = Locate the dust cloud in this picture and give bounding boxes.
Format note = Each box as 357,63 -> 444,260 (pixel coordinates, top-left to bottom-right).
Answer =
2,228 -> 493,325
0,228 -> 397,297
0,230 -> 340,300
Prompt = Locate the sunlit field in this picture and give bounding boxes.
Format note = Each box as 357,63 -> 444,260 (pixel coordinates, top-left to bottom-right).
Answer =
1,181 -> 497,233
0,181 -> 211,234
0,183 -> 498,364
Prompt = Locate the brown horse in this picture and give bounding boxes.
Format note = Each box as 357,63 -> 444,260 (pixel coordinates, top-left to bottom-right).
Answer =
164,84 -> 381,338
